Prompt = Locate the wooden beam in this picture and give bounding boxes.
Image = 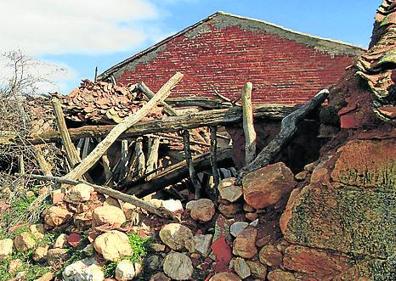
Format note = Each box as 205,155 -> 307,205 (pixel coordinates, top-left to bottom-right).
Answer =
209,126 -> 220,197
238,89 -> 329,180
52,97 -> 81,167
27,105 -> 294,145
20,174 -> 177,219
64,72 -> 183,180
241,82 -> 256,165
146,136 -> 160,181
137,82 -> 179,116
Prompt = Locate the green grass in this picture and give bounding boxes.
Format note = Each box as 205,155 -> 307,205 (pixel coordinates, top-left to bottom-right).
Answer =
128,233 -> 151,263
104,261 -> 117,278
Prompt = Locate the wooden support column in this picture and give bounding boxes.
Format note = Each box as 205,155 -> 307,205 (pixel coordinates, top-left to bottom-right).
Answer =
52,97 -> 81,168
182,130 -> 201,199
65,72 -> 183,180
146,136 -> 160,181
241,82 -> 256,165
209,126 -> 220,193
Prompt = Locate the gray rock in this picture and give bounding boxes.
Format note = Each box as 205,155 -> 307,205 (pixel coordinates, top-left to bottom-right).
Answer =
159,223 -> 193,251
230,222 -> 249,237
115,260 -> 142,281
192,234 -> 212,256
163,252 -> 193,280
230,258 -> 251,279
63,258 -> 104,281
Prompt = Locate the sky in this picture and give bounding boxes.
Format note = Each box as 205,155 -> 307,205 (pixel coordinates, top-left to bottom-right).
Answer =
0,0 -> 381,94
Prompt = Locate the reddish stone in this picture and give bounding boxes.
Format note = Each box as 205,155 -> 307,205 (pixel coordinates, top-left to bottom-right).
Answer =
259,244 -> 283,267
339,114 -> 361,129
232,227 -> 258,259
280,188 -> 302,235
267,269 -> 297,281
242,162 -> 296,209
283,245 -> 352,279
218,203 -> 242,218
67,233 -> 82,248
211,235 -> 232,272
209,272 -> 241,281
330,139 -> 396,190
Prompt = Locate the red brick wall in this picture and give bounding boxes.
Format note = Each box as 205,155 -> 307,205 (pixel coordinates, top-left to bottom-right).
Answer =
115,23 -> 355,105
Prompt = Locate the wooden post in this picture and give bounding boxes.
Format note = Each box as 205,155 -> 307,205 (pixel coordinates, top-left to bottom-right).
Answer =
137,82 -> 179,116
146,136 -> 160,180
238,89 -> 329,180
52,97 -> 81,167
241,82 -> 256,165
65,72 -> 183,180
182,130 -> 201,199
209,126 -> 220,192
135,137 -> 146,178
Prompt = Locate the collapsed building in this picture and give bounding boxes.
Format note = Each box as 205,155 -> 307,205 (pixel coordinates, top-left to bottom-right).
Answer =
0,3 -> 395,281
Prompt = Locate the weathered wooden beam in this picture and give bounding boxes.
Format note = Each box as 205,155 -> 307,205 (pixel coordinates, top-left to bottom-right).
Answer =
28,105 -> 294,145
64,72 -> 183,180
209,126 -> 220,197
20,174 -> 176,219
183,130 -> 201,199
146,136 -> 160,181
137,82 -> 179,116
241,82 -> 257,165
52,97 -> 81,167
238,89 -> 329,180
125,147 -> 233,197
165,97 -> 231,109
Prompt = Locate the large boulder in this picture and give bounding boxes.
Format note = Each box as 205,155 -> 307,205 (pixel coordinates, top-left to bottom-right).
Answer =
163,252 -> 193,280
159,223 -> 193,251
92,206 -> 126,227
242,162 -> 296,209
94,231 -> 132,262
283,245 -> 352,280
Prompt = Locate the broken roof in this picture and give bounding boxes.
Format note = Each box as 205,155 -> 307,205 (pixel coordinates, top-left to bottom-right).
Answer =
356,0 -> 396,122
98,11 -> 364,81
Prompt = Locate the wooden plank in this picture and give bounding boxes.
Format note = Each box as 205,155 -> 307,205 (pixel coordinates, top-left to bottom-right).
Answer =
29,105 -> 294,145
241,82 -> 257,165
64,72 -> 183,180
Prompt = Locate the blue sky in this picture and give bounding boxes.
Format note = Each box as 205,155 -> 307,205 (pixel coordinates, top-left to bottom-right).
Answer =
0,0 -> 381,94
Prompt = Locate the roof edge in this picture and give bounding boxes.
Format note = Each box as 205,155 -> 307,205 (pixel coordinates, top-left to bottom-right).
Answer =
98,11 -> 366,81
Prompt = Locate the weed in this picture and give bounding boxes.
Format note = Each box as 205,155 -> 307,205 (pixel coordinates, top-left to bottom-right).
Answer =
128,233 -> 152,263
104,261 -> 117,278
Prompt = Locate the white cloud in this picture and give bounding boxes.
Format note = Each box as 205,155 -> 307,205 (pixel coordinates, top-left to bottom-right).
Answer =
0,52 -> 76,95
0,0 -> 159,55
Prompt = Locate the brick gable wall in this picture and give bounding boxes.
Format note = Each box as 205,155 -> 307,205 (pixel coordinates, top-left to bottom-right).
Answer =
114,22 -> 357,105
